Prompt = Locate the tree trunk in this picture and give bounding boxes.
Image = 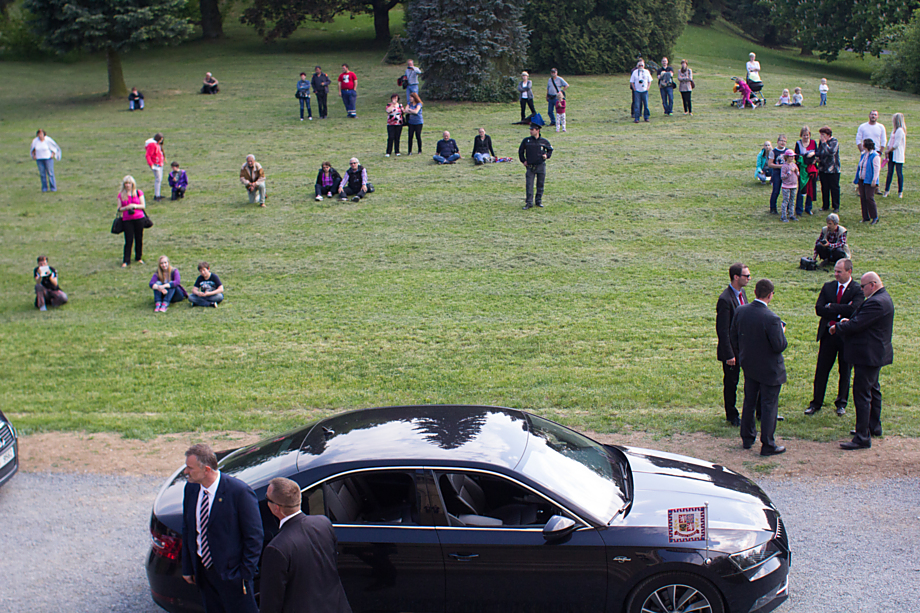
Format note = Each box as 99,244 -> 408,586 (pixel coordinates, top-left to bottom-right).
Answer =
107,48 -> 128,98
200,0 -> 224,39
372,0 -> 391,43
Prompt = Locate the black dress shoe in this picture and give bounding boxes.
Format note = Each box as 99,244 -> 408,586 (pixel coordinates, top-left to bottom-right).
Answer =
729,417 -> 741,427
835,406 -> 846,416
804,405 -> 820,415
850,429 -> 882,437
761,445 -> 786,456
742,441 -> 753,450
777,415 -> 784,421
840,441 -> 870,450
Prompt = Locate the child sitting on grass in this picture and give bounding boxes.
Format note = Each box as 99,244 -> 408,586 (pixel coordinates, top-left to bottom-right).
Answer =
791,87 -> 804,106
775,89 -> 791,106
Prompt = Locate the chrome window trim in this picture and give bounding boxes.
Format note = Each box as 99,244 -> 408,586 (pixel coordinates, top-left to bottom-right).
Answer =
300,465 -> 593,528
429,466 -> 593,528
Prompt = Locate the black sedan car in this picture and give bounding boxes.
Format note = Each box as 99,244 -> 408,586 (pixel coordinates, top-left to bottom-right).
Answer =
147,406 -> 789,613
0,408 -> 19,488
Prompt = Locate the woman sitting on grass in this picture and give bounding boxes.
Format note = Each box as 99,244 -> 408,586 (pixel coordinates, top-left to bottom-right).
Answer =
149,255 -> 187,313
315,161 -> 342,201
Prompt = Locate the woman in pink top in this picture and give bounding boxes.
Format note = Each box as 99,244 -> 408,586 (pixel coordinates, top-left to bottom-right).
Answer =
117,175 -> 146,267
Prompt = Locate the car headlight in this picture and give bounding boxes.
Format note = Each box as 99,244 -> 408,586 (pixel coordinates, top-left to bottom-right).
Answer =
730,540 -> 778,571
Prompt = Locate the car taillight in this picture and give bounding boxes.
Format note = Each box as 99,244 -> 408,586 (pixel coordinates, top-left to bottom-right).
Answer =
151,526 -> 182,561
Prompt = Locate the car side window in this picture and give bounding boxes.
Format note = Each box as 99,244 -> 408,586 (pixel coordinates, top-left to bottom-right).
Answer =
305,471 -> 419,525
435,472 -> 561,528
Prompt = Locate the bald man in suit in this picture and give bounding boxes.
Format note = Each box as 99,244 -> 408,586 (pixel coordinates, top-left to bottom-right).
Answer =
260,477 -> 352,613
831,271 -> 895,449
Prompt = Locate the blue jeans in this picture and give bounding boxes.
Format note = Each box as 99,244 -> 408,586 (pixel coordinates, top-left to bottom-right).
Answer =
341,89 -> 357,116
190,293 -> 223,307
407,84 -> 419,99
433,153 -> 460,164
473,153 -> 492,164
36,158 -> 56,191
770,178 -> 781,212
299,96 -> 312,119
153,286 -> 178,305
547,97 -> 557,124
796,187 -> 813,216
633,90 -> 649,121
660,87 -> 673,114
820,93 -> 827,106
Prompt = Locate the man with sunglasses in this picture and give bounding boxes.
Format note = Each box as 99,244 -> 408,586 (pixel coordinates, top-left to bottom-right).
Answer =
716,263 -> 750,427
260,477 -> 352,613
830,272 -> 894,449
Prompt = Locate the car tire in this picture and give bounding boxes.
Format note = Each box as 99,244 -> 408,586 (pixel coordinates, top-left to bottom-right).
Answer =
625,572 -> 725,613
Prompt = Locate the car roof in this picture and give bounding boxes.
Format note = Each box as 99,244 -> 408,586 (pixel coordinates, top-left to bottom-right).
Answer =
296,405 -> 532,474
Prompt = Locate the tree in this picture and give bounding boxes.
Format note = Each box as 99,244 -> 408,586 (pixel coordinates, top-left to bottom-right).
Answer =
525,0 -> 690,75
873,9 -> 920,93
200,0 -> 223,38
25,0 -> 192,97
770,0 -> 920,61
405,0 -> 529,102
241,0 -> 400,43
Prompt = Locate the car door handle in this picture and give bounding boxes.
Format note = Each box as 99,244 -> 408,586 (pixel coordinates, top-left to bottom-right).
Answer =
448,553 -> 479,562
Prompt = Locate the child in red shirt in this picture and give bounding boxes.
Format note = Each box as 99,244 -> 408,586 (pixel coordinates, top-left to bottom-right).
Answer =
555,93 -> 566,133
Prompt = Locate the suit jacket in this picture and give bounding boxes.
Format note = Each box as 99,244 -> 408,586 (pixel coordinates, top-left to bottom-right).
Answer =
716,285 -> 747,362
835,287 -> 894,367
815,279 -> 863,341
729,300 -> 787,386
181,473 -> 264,582
259,513 -> 352,613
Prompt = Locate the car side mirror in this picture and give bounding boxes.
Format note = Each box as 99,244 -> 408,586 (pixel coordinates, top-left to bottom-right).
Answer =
543,515 -> 577,542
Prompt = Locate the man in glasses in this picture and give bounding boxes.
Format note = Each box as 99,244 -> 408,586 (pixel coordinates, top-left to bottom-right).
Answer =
830,272 -> 894,449
716,263 -> 750,427
260,477 -> 352,613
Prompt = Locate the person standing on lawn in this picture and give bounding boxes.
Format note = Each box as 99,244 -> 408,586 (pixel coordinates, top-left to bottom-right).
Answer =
312,66 -> 331,119
518,116 -> 553,210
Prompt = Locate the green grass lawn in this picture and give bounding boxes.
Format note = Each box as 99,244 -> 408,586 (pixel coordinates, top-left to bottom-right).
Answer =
1,15 -> 917,442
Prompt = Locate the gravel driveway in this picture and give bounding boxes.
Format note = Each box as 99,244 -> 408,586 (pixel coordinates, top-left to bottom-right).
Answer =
1,472 -> 918,612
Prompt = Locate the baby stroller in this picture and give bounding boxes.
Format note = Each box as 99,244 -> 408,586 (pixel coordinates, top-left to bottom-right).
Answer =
731,77 -> 765,108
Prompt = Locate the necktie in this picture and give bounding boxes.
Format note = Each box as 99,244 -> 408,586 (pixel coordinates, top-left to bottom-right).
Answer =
738,292 -> 744,306
200,489 -> 213,568
836,284 -> 844,303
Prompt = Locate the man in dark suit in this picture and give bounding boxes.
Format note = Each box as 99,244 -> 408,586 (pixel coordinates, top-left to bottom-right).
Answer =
182,444 -> 263,613
260,477 -> 352,613
730,279 -> 788,456
806,258 -> 863,416
716,262 -> 750,426
831,272 -> 895,449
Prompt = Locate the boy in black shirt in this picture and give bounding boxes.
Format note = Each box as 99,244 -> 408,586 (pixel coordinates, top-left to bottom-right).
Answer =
33,255 -> 68,311
518,117 -> 554,209
189,262 -> 224,307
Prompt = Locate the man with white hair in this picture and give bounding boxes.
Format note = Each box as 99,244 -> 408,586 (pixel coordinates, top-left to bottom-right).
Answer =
338,158 -> 371,202
831,271 -> 895,449
630,59 -> 652,123
202,72 -> 219,94
240,155 -> 266,206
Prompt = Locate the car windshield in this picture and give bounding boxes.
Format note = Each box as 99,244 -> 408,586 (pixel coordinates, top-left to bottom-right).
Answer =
517,415 -> 628,523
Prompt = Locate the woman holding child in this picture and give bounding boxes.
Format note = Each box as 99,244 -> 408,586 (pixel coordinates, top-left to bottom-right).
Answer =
794,126 -> 817,216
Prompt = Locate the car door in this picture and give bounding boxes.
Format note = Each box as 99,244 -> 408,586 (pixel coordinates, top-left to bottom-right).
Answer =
431,469 -> 607,613
304,468 -> 446,613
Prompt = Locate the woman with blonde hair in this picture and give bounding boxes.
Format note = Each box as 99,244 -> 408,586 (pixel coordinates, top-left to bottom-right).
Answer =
883,112 -> 906,198
117,175 -> 146,267
517,72 -> 535,122
149,255 -> 187,312
677,59 -> 693,115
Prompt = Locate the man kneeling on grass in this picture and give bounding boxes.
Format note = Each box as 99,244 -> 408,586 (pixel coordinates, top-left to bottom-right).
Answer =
240,154 -> 266,206
189,262 -> 224,308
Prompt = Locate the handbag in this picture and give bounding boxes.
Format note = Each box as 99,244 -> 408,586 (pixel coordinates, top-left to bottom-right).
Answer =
142,212 -> 154,228
799,257 -> 817,271
111,216 -> 124,234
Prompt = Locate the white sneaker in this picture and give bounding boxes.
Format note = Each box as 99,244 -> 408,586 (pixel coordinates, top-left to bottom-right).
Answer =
300,118 -> 303,121
385,154 -> 390,157
316,195 -> 323,201
308,117 -> 313,121
396,153 -> 401,156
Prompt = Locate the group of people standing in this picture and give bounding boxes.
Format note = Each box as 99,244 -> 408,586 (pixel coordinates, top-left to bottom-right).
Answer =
629,57 -> 694,121
293,64 -> 360,120
763,111 -> 906,225
717,261 -> 895,455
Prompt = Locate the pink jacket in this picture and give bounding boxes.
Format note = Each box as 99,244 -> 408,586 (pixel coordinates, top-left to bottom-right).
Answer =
145,138 -> 164,167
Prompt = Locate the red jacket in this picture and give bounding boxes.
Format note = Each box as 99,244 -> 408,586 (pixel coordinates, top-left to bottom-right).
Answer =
145,138 -> 164,167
